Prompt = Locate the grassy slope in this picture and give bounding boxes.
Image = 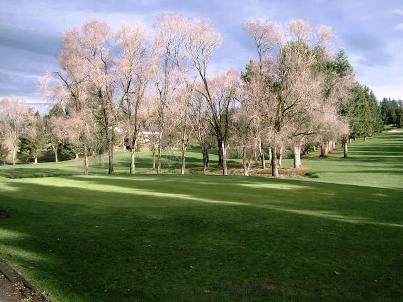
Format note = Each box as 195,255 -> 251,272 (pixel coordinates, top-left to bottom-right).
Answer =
0,130 -> 402,301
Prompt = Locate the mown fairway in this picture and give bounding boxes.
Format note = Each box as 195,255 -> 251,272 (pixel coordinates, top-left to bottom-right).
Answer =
0,130 -> 402,301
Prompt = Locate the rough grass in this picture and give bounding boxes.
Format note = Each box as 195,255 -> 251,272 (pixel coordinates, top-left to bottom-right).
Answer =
0,130 -> 402,301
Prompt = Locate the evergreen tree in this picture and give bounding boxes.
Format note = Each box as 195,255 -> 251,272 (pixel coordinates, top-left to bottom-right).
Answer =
20,111 -> 48,164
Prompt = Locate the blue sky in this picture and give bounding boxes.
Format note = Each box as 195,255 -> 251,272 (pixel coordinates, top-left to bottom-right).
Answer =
1,0 -> 402,112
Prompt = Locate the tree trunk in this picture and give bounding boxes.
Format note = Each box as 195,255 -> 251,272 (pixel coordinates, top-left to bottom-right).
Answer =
364,137 -> 367,142
83,144 -> 89,175
217,138 -> 223,167
130,144 -> 136,175
343,141 -> 348,158
271,146 -> 278,177
294,143 -> 301,168
75,153 -> 79,159
328,140 -> 333,153
202,146 -> 209,175
320,143 -> 329,157
242,147 -> 250,176
54,147 -> 58,163
12,145 -> 16,166
222,141 -> 228,176
34,156 -> 38,164
268,147 -> 272,162
259,140 -> 266,169
157,131 -> 163,174
181,140 -> 186,175
152,149 -> 156,170
108,142 -> 114,175
278,145 -> 283,167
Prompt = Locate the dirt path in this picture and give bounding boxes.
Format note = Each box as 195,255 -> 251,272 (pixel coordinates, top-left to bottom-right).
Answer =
0,262 -> 47,302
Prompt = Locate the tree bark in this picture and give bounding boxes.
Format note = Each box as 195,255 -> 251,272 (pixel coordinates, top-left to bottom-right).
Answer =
222,141 -> 228,176
271,146 -> 278,177
130,143 -> 136,175
54,146 -> 58,163
108,142 -> 114,175
259,140 -> 266,169
152,149 -> 156,170
242,147 -> 250,176
294,143 -> 301,168
278,145 -> 283,167
34,157 -> 38,164
320,142 -> 329,157
217,137 -> 223,167
83,144 -> 89,175
157,131 -> 163,174
12,145 -> 16,166
268,147 -> 272,162
180,141 -> 186,175
343,141 -> 348,158
202,146 -> 209,175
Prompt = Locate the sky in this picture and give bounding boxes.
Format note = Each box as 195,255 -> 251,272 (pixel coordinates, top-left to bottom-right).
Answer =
1,0 -> 403,112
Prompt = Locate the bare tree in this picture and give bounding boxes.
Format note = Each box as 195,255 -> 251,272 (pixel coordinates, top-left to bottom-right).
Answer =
190,91 -> 214,174
24,111 -> 47,164
46,116 -> 69,162
204,70 -> 239,175
152,14 -> 187,174
171,82 -> 195,175
0,97 -> 31,166
184,18 -> 239,174
244,19 -> 336,176
115,23 -> 151,174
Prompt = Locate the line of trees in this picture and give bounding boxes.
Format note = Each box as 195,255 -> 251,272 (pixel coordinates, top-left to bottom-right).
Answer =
0,15 -> 384,176
380,98 -> 403,128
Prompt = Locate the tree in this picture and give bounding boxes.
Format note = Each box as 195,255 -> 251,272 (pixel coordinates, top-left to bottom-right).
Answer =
233,89 -> 260,176
115,23 -> 151,174
46,115 -> 68,163
396,107 -> 403,128
23,111 -> 47,164
380,98 -> 402,126
82,21 -> 117,175
244,19 -> 336,176
203,70 -> 239,175
56,20 -> 115,174
0,128 -> 9,165
152,14 -> 187,174
0,97 -> 31,165
349,84 -> 383,141
315,48 -> 354,159
173,83 -> 195,175
184,18 -> 237,175
190,92 -> 214,174
241,60 -> 269,169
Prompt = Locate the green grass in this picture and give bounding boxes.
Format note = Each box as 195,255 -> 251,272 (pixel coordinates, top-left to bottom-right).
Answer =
0,131 -> 402,301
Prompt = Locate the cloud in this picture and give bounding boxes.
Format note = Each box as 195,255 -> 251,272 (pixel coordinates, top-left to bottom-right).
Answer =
392,9 -> 403,16
1,0 -> 403,103
394,23 -> 403,31
0,24 -> 60,57
342,32 -> 393,66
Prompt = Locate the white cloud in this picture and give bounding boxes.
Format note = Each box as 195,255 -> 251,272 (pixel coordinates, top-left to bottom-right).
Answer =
394,23 -> 403,31
392,9 -> 403,16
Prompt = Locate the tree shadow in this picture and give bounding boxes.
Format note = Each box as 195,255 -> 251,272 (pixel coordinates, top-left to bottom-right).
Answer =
1,175 -> 403,301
